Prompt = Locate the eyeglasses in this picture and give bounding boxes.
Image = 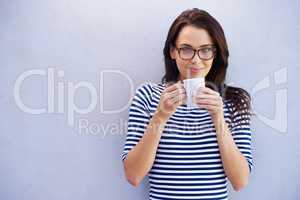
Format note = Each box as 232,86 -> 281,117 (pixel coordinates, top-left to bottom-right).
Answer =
175,45 -> 216,61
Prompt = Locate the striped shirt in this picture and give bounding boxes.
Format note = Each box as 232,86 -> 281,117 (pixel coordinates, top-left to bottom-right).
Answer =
122,82 -> 253,200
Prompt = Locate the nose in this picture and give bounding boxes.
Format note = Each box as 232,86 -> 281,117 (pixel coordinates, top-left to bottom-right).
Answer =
191,52 -> 202,64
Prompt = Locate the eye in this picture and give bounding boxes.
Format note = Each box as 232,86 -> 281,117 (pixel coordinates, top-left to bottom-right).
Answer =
200,48 -> 212,53
180,47 -> 194,54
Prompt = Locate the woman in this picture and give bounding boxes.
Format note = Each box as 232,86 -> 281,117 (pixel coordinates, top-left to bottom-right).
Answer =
122,8 -> 253,200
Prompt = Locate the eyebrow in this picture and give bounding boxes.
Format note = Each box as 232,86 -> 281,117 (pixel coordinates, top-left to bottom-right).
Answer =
179,43 -> 214,48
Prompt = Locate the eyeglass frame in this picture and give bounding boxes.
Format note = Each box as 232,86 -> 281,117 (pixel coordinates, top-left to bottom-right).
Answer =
174,45 -> 217,61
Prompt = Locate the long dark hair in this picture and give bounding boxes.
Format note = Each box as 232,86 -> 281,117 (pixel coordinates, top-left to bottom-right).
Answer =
162,8 -> 252,120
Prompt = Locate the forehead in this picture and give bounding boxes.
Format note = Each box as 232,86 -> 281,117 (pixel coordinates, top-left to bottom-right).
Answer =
176,25 -> 213,48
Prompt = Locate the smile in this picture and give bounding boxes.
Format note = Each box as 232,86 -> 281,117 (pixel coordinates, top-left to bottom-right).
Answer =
190,67 -> 205,72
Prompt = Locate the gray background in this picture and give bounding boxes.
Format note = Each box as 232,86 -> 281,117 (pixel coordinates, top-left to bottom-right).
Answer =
1,0 -> 299,199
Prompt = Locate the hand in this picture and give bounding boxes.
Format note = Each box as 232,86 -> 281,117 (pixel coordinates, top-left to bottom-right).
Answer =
193,87 -> 224,121
156,81 -> 187,121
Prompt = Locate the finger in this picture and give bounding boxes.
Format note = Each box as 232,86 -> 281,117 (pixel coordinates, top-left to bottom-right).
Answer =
198,104 -> 219,111
165,81 -> 184,93
194,98 -> 221,106
168,88 -> 186,99
173,95 -> 187,106
194,93 -> 220,100
165,84 -> 177,93
196,99 -> 219,107
171,93 -> 187,104
160,92 -> 185,108
165,81 -> 176,88
196,87 -> 220,96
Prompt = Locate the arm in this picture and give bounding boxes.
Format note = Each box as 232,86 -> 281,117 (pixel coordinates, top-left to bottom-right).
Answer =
123,111 -> 167,186
214,116 -> 250,191
123,82 -> 186,186
193,87 -> 252,191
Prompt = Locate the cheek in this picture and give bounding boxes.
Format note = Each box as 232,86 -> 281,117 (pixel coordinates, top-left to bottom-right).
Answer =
203,60 -> 213,68
203,60 -> 214,74
176,59 -> 189,72
175,60 -> 188,80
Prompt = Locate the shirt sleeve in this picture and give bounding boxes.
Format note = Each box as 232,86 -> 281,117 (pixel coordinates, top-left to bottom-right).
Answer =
121,83 -> 152,162
229,105 -> 254,173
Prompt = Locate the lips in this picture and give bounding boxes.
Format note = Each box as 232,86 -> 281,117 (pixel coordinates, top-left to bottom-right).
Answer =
189,67 -> 205,72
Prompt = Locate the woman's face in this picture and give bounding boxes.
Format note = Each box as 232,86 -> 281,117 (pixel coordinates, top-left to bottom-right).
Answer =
170,25 -> 215,80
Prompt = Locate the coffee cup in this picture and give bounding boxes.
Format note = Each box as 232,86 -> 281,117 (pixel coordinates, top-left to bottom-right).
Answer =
183,77 -> 205,107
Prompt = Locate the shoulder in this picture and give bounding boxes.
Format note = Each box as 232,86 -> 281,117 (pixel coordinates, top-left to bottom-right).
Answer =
134,82 -> 164,97
132,82 -> 165,105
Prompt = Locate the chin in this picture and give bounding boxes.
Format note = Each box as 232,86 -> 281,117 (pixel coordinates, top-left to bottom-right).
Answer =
183,71 -> 208,79
192,73 -> 206,78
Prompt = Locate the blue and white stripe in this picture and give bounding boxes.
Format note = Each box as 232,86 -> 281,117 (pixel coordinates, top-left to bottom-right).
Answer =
122,82 -> 253,200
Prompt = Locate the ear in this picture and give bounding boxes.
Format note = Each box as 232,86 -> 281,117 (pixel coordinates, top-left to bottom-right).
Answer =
169,46 -> 176,59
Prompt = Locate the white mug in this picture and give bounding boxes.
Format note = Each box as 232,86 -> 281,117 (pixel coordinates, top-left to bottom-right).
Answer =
183,77 -> 205,107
